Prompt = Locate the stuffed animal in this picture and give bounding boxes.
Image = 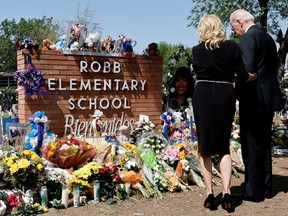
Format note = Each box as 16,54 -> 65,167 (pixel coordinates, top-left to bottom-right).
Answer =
42,39 -> 56,50
55,35 -> 66,51
147,42 -> 160,56
84,32 -> 102,51
114,34 -> 125,53
101,35 -> 114,52
69,41 -> 79,52
165,170 -> 181,192
174,159 -> 191,183
174,159 -> 205,187
15,37 -> 39,50
121,170 -> 144,196
122,37 -> 136,58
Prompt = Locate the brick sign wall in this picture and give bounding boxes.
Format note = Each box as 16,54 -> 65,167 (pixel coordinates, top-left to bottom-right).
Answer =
17,50 -> 163,137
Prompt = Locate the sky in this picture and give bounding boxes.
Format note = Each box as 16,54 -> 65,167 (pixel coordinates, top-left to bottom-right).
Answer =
0,0 -> 199,54
1,1 -> 287,54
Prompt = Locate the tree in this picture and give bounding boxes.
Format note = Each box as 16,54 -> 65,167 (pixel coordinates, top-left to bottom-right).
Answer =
187,0 -> 288,79
0,17 -> 59,72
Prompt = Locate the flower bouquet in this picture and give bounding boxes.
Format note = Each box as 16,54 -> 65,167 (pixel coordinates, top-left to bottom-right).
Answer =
137,132 -> 168,159
163,143 -> 189,168
2,150 -> 46,190
131,119 -> 156,139
118,143 -> 140,172
41,137 -> 96,169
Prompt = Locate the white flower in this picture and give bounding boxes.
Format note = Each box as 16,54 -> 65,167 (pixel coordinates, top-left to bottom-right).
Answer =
59,144 -> 70,150
150,123 -> 155,128
126,160 -> 137,169
143,125 -> 150,131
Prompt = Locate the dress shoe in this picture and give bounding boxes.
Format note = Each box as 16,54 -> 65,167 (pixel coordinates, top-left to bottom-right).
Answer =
221,193 -> 233,212
203,194 -> 215,210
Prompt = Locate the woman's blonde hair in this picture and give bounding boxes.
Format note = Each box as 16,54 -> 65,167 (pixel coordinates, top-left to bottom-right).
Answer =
197,14 -> 226,50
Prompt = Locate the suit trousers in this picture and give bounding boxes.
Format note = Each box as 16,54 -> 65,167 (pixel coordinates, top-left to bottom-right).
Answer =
239,108 -> 274,200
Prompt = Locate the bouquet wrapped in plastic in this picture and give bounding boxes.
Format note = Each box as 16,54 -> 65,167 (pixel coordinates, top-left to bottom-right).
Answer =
41,137 -> 96,169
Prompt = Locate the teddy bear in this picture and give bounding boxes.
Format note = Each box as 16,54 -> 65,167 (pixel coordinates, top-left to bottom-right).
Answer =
147,42 -> 160,56
42,39 -> 56,50
69,41 -> 79,52
84,32 -> 102,51
165,170 -> 181,192
101,35 -> 114,52
55,35 -> 66,51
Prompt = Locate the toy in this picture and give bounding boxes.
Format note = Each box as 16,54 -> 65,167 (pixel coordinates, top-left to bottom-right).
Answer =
69,41 -> 79,52
165,170 -> 181,192
121,37 -> 136,58
174,159 -> 191,183
24,111 -> 56,156
55,35 -> 66,51
114,34 -> 125,53
121,170 -> 145,196
42,39 -> 56,50
15,37 -> 39,50
84,32 -> 102,51
174,159 -> 205,187
147,42 -> 160,56
101,35 -> 114,52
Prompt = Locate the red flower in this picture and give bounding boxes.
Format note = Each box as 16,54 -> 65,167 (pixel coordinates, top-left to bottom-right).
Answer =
113,174 -> 122,183
70,138 -> 80,145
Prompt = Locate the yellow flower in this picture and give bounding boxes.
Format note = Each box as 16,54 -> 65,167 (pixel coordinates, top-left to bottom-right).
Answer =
179,151 -> 186,159
10,163 -> 19,174
69,177 -> 91,188
30,153 -> 40,162
6,158 -> 15,167
124,143 -> 136,152
119,155 -> 127,164
37,163 -> 43,171
22,150 -> 32,157
175,143 -> 184,149
34,203 -> 40,207
18,159 -> 30,169
50,141 -> 57,149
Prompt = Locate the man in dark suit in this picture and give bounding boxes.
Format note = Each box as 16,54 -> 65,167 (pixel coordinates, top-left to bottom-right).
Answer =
229,9 -> 284,202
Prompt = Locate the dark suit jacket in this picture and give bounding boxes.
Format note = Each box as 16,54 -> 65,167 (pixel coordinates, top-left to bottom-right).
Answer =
236,25 -> 284,113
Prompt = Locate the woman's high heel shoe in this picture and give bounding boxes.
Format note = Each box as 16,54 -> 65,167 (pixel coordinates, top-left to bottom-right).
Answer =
204,194 -> 215,209
222,193 -> 233,212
